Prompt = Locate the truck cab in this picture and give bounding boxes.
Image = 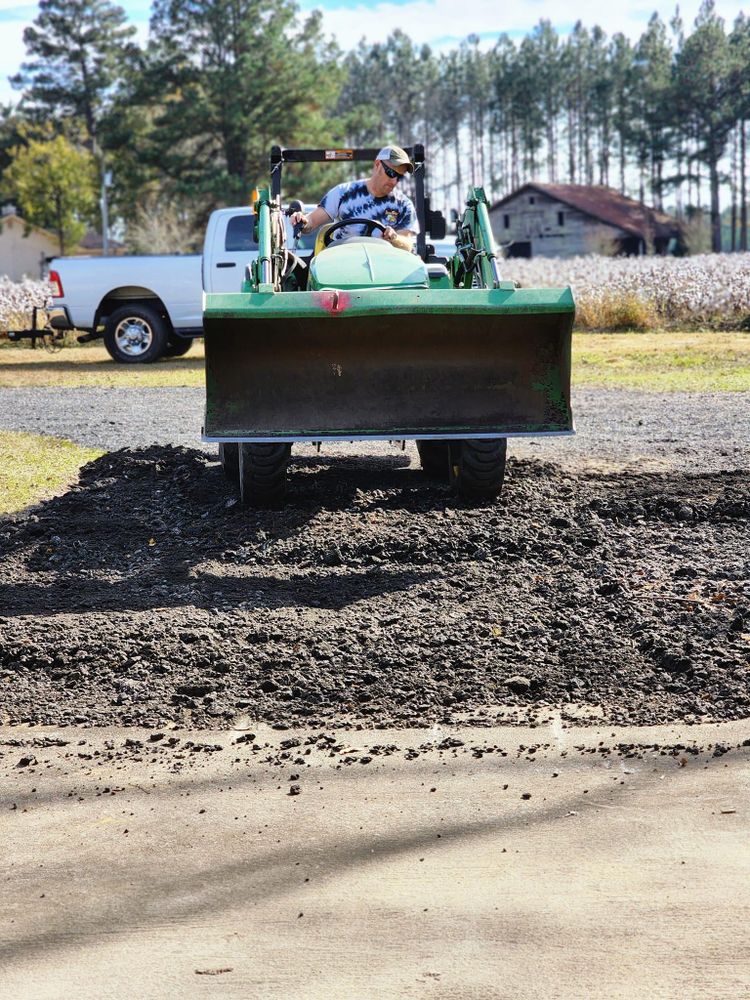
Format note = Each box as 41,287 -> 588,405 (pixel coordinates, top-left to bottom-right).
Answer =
203,207 -> 318,294
46,206 -> 317,363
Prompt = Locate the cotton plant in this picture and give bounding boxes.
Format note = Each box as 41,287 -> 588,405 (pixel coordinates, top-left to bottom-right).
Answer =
0,277 -> 54,334
501,253 -> 750,327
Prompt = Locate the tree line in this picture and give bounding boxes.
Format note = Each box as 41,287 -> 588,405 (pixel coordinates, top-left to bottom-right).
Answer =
1,0 -> 748,254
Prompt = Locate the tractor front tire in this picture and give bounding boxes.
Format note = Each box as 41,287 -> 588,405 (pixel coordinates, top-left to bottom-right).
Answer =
416,440 -> 450,481
219,442 -> 239,481
239,443 -> 291,506
450,438 -> 507,501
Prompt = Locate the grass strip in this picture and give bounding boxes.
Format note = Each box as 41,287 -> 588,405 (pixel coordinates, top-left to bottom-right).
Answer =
573,331 -> 750,392
0,341 -> 205,388
2,331 -> 749,392
0,430 -> 104,514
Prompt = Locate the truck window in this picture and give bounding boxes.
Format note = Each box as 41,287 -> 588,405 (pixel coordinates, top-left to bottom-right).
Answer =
225,214 -> 259,252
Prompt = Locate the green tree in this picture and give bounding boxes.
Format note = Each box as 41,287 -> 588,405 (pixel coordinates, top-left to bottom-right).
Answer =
488,36 -> 521,193
11,0 -> 140,241
515,35 -> 546,179
337,42 -> 385,147
561,23 -> 594,183
527,21 -> 563,183
608,33 -> 635,193
138,0 -> 343,209
631,15 -> 674,208
729,13 -> 750,249
0,106 -> 27,200
434,49 -> 467,209
11,0 -> 137,145
675,1 -> 736,250
4,134 -> 97,253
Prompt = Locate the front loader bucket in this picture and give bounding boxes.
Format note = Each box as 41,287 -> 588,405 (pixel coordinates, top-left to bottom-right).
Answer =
203,286 -> 574,442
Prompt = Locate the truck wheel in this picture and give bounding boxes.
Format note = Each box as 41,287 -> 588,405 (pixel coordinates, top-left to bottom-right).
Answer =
450,439 -> 507,501
416,440 -> 450,481
104,304 -> 169,363
238,443 -> 291,506
218,443 -> 239,481
164,337 -> 193,358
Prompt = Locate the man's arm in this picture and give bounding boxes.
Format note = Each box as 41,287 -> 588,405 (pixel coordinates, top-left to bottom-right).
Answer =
289,206 -> 331,234
383,227 -> 415,252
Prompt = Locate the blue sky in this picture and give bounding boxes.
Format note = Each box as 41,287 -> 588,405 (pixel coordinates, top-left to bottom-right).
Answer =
0,0 -> 747,106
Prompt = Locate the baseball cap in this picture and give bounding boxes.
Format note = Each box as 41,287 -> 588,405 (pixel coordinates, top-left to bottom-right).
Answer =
376,145 -> 414,174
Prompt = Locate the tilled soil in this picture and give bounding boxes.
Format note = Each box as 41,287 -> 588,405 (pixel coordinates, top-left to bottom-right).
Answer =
1,444 -> 748,729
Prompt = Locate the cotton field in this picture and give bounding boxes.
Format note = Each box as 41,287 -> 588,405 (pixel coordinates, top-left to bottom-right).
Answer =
0,277 -> 53,334
502,252 -> 750,328
2,254 -> 750,334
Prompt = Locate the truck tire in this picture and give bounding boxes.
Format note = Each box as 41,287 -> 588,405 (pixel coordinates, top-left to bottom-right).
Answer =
104,304 -> 169,363
416,440 -> 450,481
238,443 -> 291,506
218,442 -> 239,481
164,337 -> 193,358
450,438 -> 507,501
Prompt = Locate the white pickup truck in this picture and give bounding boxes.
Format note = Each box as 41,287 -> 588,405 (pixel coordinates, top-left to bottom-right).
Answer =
48,206 -> 317,363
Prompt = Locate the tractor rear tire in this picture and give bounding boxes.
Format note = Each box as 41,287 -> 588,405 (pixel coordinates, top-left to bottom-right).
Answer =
218,442 -> 239,481
450,438 -> 507,501
416,440 -> 450,481
239,443 -> 291,506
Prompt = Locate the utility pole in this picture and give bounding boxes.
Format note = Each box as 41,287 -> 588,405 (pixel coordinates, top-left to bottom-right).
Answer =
101,166 -> 112,255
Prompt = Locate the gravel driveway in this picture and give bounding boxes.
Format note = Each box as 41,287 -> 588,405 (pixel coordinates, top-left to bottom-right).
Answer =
0,385 -> 748,730
1,385 -> 749,471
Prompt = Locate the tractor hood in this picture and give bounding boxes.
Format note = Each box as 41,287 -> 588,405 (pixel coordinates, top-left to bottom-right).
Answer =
308,240 -> 429,291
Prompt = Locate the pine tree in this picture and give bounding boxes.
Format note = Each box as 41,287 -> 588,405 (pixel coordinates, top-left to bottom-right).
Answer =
631,15 -> 674,209
675,1 -> 736,250
138,0 -> 343,208
11,0 -> 137,145
729,13 -> 750,250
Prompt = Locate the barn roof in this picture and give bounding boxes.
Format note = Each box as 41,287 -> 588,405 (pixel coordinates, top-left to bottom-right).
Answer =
78,229 -> 125,252
491,183 -> 681,240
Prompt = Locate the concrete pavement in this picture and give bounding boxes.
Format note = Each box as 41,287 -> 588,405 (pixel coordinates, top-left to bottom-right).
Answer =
2,717 -> 749,999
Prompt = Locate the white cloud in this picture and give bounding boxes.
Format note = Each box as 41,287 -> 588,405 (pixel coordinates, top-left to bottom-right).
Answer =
305,0 -> 748,51
0,0 -> 746,106
0,23 -> 28,107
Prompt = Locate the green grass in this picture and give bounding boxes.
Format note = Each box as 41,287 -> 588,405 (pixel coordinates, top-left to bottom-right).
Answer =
0,340 -> 205,387
3,330 -> 749,392
0,430 -> 104,514
573,331 -> 750,391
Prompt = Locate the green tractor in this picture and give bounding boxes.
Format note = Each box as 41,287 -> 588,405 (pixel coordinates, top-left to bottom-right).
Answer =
203,145 -> 575,505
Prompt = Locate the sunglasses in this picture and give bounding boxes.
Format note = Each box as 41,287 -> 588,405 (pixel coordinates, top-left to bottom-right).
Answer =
381,162 -> 405,181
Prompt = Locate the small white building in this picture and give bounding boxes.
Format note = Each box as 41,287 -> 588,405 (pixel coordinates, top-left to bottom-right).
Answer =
0,206 -> 59,280
489,183 -> 683,258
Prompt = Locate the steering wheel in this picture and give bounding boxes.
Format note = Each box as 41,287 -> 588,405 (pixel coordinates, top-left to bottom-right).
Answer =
323,218 -> 388,247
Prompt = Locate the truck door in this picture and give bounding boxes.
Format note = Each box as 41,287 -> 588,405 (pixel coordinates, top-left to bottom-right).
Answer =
209,213 -> 259,293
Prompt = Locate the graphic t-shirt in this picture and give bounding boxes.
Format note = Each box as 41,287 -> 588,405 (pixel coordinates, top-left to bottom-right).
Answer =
319,180 -> 419,242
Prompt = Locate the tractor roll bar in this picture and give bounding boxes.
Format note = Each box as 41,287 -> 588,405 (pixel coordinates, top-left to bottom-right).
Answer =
270,145 -> 429,259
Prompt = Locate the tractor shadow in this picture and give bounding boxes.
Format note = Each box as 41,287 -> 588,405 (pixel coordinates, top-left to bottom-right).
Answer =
0,444 -> 457,617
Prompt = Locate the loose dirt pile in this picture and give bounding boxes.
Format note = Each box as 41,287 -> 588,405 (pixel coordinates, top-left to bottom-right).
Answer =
0,445 -> 748,729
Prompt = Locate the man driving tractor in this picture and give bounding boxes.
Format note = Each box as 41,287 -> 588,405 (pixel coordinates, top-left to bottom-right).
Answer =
289,144 -> 419,252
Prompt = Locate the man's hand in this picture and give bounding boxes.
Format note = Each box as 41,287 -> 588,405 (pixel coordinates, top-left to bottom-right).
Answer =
289,211 -> 308,233
383,227 -> 414,251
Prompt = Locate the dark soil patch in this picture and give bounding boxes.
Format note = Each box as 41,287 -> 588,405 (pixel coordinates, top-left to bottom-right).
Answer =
0,445 -> 748,729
